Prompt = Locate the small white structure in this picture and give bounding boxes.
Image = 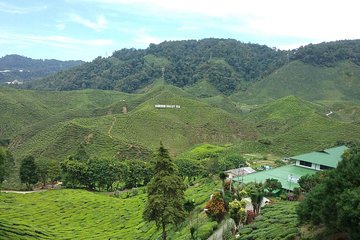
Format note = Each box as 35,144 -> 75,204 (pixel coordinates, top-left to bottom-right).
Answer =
225,167 -> 256,179
5,80 -> 23,85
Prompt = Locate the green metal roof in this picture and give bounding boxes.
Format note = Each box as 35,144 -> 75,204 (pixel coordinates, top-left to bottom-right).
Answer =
232,164 -> 317,191
290,145 -> 348,168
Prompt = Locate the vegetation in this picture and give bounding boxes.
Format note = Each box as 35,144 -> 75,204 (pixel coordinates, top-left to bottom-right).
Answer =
0,54 -> 83,83
2,38 -> 360,239
0,177 -> 222,239
143,144 -> 186,240
297,147 -> 360,239
19,156 -> 38,190
0,148 -> 14,191
239,201 -> 299,240
291,39 -> 360,67
26,38 -> 288,94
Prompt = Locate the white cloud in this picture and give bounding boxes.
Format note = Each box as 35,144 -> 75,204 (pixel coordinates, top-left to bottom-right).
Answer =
133,30 -> 161,47
177,25 -> 198,31
56,23 -> 66,31
0,32 -> 112,49
0,2 -> 47,14
86,0 -> 360,43
70,14 -> 107,31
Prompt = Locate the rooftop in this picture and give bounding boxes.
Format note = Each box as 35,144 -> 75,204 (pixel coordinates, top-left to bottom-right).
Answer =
225,167 -> 256,176
290,145 -> 348,168
232,164 -> 317,191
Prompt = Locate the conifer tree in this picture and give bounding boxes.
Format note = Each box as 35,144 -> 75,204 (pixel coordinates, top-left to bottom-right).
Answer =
143,143 -> 186,240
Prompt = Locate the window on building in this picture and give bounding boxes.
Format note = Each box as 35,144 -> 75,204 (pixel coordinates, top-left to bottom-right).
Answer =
299,160 -> 312,167
320,165 -> 332,170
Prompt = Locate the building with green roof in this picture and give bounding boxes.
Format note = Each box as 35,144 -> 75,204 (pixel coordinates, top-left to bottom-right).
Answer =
232,145 -> 348,191
291,145 -> 348,170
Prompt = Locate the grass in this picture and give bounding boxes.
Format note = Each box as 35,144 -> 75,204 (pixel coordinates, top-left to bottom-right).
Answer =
0,178 -> 221,240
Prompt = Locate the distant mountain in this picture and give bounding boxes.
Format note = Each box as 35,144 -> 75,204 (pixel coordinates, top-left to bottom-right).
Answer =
27,38 -> 288,93
0,54 -> 84,83
26,39 -> 360,99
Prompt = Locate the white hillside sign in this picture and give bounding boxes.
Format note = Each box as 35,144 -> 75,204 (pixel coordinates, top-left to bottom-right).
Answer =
155,104 -> 181,109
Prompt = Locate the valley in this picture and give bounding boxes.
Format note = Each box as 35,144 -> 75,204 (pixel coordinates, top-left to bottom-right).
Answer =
1,39 -> 360,240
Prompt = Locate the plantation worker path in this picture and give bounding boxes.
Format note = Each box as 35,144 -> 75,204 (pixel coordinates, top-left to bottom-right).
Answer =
2,190 -> 46,194
108,116 -> 117,139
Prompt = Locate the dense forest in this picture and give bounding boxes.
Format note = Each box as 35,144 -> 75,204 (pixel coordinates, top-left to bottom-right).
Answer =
24,39 -> 360,94
0,54 -> 84,83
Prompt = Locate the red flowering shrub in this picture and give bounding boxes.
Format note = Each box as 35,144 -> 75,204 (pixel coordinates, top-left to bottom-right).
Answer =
204,192 -> 227,222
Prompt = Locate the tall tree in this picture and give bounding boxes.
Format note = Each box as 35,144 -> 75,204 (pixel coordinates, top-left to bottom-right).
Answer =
20,156 -> 38,190
143,143 -> 186,240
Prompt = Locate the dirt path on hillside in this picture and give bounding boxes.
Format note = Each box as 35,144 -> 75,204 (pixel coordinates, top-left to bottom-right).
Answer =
108,116 -> 117,139
2,190 -> 46,194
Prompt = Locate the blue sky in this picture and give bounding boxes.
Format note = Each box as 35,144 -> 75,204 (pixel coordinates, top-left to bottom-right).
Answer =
1,0 -> 359,61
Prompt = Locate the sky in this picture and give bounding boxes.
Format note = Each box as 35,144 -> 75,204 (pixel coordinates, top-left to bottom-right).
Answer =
1,0 -> 360,61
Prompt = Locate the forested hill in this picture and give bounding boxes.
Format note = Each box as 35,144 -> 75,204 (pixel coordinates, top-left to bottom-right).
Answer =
26,39 -> 288,94
0,54 -> 84,83
26,38 -> 360,94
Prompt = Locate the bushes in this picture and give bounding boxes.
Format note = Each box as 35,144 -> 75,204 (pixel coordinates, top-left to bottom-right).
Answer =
239,201 -> 299,240
197,221 -> 218,239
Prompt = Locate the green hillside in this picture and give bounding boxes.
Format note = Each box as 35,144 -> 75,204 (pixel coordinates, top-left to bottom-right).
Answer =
241,96 -> 360,155
0,54 -> 83,83
0,179 -> 221,239
2,84 -> 360,162
238,61 -> 360,103
26,38 -> 288,94
1,85 -> 257,161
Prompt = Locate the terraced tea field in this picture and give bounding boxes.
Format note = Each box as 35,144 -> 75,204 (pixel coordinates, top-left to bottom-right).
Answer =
0,178 -> 221,239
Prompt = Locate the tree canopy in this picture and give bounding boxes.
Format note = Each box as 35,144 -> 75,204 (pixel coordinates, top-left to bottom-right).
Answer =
297,147 -> 360,239
19,156 -> 38,190
26,38 -> 288,94
143,144 -> 186,240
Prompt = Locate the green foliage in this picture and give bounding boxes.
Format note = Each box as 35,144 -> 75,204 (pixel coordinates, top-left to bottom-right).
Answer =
197,221 -> 218,239
264,178 -> 282,195
19,156 -> 38,190
297,172 -> 324,193
0,54 -> 83,83
291,39 -> 360,67
175,158 -> 204,180
241,60 -> 360,103
35,159 -> 60,187
229,199 -> 247,226
27,39 -> 287,94
124,160 -> 153,188
0,148 -> 14,189
297,147 -> 360,239
143,144 -> 186,239
239,201 -> 299,240
247,182 -> 265,215
0,176 -> 221,239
